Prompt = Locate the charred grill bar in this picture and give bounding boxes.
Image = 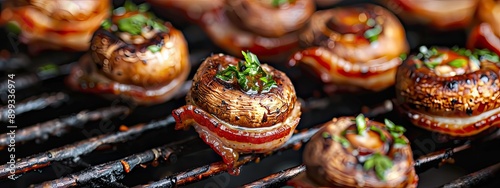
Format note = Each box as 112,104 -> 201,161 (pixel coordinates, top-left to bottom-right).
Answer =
1,0 -> 500,188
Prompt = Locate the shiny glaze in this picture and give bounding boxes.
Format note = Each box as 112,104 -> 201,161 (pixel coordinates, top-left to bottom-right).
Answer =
290,4 -> 407,92
301,117 -> 418,188
395,48 -> 500,136
0,0 -> 110,52
202,0 -> 314,62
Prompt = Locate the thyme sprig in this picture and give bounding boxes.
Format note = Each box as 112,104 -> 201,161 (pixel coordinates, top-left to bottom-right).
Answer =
364,153 -> 393,181
216,51 -> 277,93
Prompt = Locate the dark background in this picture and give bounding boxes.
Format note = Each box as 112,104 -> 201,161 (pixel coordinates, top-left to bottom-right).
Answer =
0,0 -> 499,187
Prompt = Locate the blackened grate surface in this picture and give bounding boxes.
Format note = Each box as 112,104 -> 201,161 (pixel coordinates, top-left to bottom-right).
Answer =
0,0 -> 499,188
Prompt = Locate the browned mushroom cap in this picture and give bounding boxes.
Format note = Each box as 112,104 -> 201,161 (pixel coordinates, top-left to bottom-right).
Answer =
477,0 -> 500,36
0,0 -> 110,51
300,4 -> 407,63
395,47 -> 500,117
225,0 -> 315,38
303,117 -> 417,188
186,53 -> 298,128
89,16 -> 190,88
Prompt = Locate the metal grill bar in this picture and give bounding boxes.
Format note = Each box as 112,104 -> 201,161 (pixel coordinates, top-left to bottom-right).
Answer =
0,92 -> 69,121
0,115 -> 175,178
0,106 -> 129,147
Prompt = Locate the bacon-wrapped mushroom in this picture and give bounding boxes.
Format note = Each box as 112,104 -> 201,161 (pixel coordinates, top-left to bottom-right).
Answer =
66,2 -> 190,105
0,0 -> 110,53
383,0 -> 480,30
288,115 -> 418,187
289,4 -> 408,92
467,0 -> 500,55
197,0 -> 315,62
395,46 -> 500,137
172,52 -> 301,174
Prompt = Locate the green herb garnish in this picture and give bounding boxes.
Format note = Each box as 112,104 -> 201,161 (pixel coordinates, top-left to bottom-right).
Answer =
452,46 -> 499,64
101,19 -> 112,30
384,119 -> 407,145
117,14 -> 166,35
364,25 -> 382,43
272,0 -> 295,7
424,61 -> 440,69
355,114 -> 367,135
399,53 -> 407,61
147,45 -> 161,53
216,51 -> 277,93
448,59 -> 467,68
333,135 -> 350,148
364,153 -> 393,181
369,126 -> 386,142
5,21 -> 21,35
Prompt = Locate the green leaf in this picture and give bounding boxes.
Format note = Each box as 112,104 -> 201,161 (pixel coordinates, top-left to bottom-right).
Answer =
332,135 -> 350,148
364,153 -> 393,181
370,126 -> 386,142
424,61 -> 440,69
355,114 -> 367,135
364,25 -> 382,43
5,21 -> 21,35
138,3 -> 150,13
364,158 -> 375,170
394,137 -> 408,145
272,0 -> 290,7
101,19 -> 112,30
384,119 -> 395,129
147,45 -> 161,53
399,53 -> 407,61
322,132 -> 331,139
124,0 -> 138,12
448,59 -> 467,68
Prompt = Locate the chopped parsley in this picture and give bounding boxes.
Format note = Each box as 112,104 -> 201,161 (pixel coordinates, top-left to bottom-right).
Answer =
216,51 -> 277,93
106,0 -> 167,36
452,46 -> 499,64
272,0 -> 295,7
355,114 -> 367,135
364,153 -> 394,181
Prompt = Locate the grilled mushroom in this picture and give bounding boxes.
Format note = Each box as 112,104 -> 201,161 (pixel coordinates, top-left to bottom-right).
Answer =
289,4 -> 408,92
66,1 -> 190,105
383,0 -> 480,30
289,116 -> 418,187
467,0 -> 500,55
395,46 -> 500,137
0,0 -> 110,53
199,0 -> 315,62
172,52 -> 301,175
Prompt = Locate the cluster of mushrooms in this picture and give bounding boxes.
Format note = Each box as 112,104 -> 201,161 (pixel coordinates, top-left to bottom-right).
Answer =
3,0 -> 500,187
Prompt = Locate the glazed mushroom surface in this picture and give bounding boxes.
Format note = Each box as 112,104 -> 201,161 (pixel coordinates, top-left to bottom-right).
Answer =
198,0 -> 315,62
0,0 -> 111,52
66,1 -> 190,105
395,46 -> 500,137
172,52 -> 301,174
289,4 -> 408,92
294,116 -> 418,188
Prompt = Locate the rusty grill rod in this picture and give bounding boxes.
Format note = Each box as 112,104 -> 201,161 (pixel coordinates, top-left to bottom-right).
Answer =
0,106 -> 130,147
134,127 -> 321,188
0,115 -> 175,178
0,92 -> 69,122
439,162 -> 500,188
33,136 -> 202,188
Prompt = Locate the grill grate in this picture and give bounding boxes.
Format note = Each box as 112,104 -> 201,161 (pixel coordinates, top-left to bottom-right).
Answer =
1,0 -> 500,187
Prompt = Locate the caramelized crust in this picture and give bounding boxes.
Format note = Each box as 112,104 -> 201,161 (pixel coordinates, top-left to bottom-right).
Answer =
302,117 -> 418,188
289,4 -> 408,92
